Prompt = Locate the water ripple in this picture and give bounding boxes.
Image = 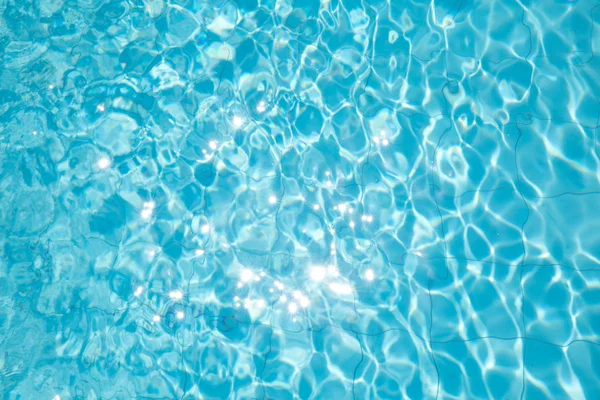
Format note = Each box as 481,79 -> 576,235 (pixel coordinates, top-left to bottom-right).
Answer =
1,0 -> 600,399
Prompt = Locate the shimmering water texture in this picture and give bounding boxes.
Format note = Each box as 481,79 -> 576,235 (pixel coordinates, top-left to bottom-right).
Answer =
2,0 -> 600,399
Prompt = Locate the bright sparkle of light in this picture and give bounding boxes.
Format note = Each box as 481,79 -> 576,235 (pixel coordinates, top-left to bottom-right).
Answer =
280,295 -> 288,303
365,269 -> 375,282
325,171 -> 330,176
96,104 -> 105,112
313,204 -> 320,211
256,299 -> 266,309
33,130 -> 38,136
134,286 -> 143,297
141,202 -> 155,220
153,315 -> 160,322
141,201 -> 155,220
237,282 -> 243,288
293,290 -> 302,300
232,115 -> 244,128
148,250 -> 157,257
299,296 -> 310,308
268,195 -> 277,204
209,140 -> 218,150
257,101 -> 266,113
176,311 -> 184,320
254,275 -> 261,282
201,224 -> 210,234
309,266 -> 327,282
329,282 -> 352,295
288,302 -> 298,314
260,272 -> 266,277
169,290 -> 184,301
338,204 -> 347,213
48,84 -> 55,89
195,249 -> 205,256
53,396 -> 60,400
274,281 -> 284,290
375,130 -> 391,146
241,269 -> 253,282
141,209 -> 152,220
349,221 -> 355,228
97,157 -> 111,169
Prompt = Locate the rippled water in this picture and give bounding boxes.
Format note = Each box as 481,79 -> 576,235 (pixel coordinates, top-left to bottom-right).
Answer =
1,0 -> 600,399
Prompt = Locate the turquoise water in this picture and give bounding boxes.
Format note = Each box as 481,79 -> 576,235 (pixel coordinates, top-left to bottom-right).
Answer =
1,0 -> 600,399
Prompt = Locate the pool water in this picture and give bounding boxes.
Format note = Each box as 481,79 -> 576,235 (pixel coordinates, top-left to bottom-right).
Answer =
1,0 -> 600,399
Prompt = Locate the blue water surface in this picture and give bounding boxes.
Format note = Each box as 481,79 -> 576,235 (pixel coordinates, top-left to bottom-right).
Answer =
1,0 -> 600,399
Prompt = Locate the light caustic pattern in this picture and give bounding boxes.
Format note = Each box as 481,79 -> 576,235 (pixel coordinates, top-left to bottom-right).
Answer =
1,0 -> 600,399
